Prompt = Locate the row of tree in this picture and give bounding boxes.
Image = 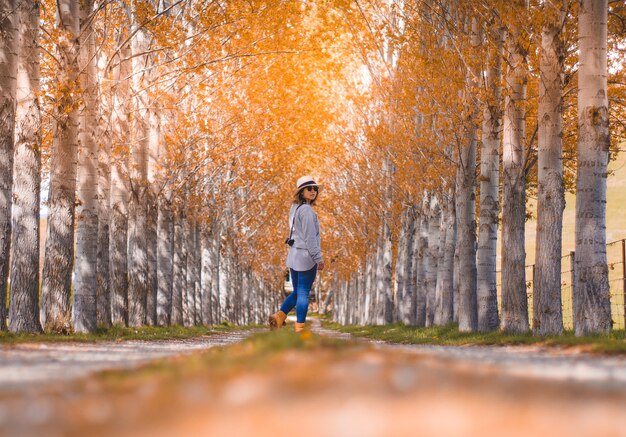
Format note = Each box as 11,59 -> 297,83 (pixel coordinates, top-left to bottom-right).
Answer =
1,0 -> 624,335
1,0 -> 359,333
331,0 -> 625,336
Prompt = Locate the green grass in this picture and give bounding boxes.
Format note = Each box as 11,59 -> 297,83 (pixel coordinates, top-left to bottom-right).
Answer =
0,323 -> 260,344
322,321 -> 626,354
95,329 -> 348,386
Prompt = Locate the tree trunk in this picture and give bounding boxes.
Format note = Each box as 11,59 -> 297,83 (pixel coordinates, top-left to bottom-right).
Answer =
146,97 -> 160,326
109,29 -> 130,327
456,18 -> 480,333
382,166 -> 393,324
96,80 -> 111,328
73,0 -> 98,333
200,224 -> 213,325
394,209 -> 408,322
8,0 -> 41,333
456,140 -> 478,332
41,0 -> 80,332
127,25 -> 149,326
363,254 -> 373,324
534,4 -> 566,336
437,188 -> 456,325
171,206 -> 186,325
156,194 -> 173,326
211,230 -> 221,323
574,0 -> 611,335
426,195 -> 441,327
400,207 -> 416,325
477,26 -> 504,332
501,8 -> 529,333
415,197 -> 429,327
184,213 -> 196,326
0,0 -> 18,331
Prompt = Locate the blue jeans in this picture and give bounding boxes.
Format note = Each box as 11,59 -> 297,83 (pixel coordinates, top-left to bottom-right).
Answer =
280,266 -> 317,323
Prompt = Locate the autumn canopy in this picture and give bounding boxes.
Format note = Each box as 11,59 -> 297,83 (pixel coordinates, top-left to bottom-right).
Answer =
0,0 -> 624,335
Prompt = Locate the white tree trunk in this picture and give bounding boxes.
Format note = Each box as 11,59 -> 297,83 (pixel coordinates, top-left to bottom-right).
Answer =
436,188 -> 456,325
501,9 -> 529,333
400,208 -> 416,325
0,0 -> 18,331
534,4 -> 566,336
109,30 -> 130,327
456,18 -> 480,333
156,194 -> 173,326
426,195 -> 441,327
171,206 -> 186,325
41,0 -> 80,332
96,85 -> 111,327
184,213 -> 196,326
8,0 -> 41,333
477,26 -> 504,332
363,254 -> 373,324
455,138 -> 478,332
211,230 -> 221,323
574,0 -> 611,335
145,97 -> 160,326
127,13 -> 149,326
74,0 -> 98,333
415,197 -> 429,327
394,209 -> 408,322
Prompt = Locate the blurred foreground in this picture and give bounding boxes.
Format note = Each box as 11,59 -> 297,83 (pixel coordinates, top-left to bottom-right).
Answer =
1,324 -> 626,437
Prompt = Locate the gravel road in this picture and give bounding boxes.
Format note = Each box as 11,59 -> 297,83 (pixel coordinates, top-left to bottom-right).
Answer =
0,331 -> 250,390
2,323 -> 626,437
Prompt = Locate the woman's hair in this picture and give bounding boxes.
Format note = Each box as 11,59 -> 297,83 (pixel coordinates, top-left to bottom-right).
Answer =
292,188 -> 317,206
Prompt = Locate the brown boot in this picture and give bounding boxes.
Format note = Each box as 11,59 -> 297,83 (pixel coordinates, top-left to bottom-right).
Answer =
269,311 -> 287,330
295,322 -> 306,333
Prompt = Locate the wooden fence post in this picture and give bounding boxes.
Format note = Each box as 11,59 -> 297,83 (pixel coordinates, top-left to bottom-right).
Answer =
622,239 -> 625,328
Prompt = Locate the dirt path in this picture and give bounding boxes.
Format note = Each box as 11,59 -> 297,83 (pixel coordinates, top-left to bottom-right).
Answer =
312,320 -> 626,389
2,323 -> 626,437
0,331 -> 250,390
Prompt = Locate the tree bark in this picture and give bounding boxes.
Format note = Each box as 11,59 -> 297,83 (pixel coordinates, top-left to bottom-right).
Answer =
184,212 -> 196,326
127,10 -> 150,326
41,0 -> 80,332
534,4 -> 566,336
109,25 -> 131,327
456,139 -> 478,332
426,195 -> 441,327
146,95 -> 160,326
415,196 -> 429,327
394,208 -> 409,322
436,188 -> 456,325
156,194 -> 173,326
400,207 -> 416,325
171,206 -> 186,325
477,26 -> 504,332
574,0 -> 611,335
73,0 -> 98,333
8,0 -> 41,333
501,5 -> 529,333
0,0 -> 18,331
96,77 -> 111,328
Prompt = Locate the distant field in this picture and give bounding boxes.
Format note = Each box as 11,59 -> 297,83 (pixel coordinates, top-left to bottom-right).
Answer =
498,150 -> 626,329
523,150 -> 626,265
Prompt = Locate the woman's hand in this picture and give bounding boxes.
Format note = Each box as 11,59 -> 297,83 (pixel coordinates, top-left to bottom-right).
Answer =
318,261 -> 325,271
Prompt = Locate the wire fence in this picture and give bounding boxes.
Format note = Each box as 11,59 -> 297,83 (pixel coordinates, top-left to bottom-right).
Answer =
496,238 -> 626,330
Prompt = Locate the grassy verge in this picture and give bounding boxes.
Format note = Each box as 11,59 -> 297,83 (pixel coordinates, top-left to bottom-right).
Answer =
96,329 -> 347,385
0,323 -> 260,345
322,321 -> 626,354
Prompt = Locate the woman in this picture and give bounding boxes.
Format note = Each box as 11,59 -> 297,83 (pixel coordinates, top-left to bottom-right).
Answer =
269,175 -> 325,332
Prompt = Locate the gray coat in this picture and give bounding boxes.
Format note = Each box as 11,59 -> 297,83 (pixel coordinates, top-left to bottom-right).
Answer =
286,203 -> 323,271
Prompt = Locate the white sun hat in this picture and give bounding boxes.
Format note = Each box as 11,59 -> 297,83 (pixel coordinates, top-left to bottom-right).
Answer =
294,175 -> 321,196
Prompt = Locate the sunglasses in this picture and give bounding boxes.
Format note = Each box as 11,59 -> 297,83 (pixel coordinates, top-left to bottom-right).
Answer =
304,186 -> 318,192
